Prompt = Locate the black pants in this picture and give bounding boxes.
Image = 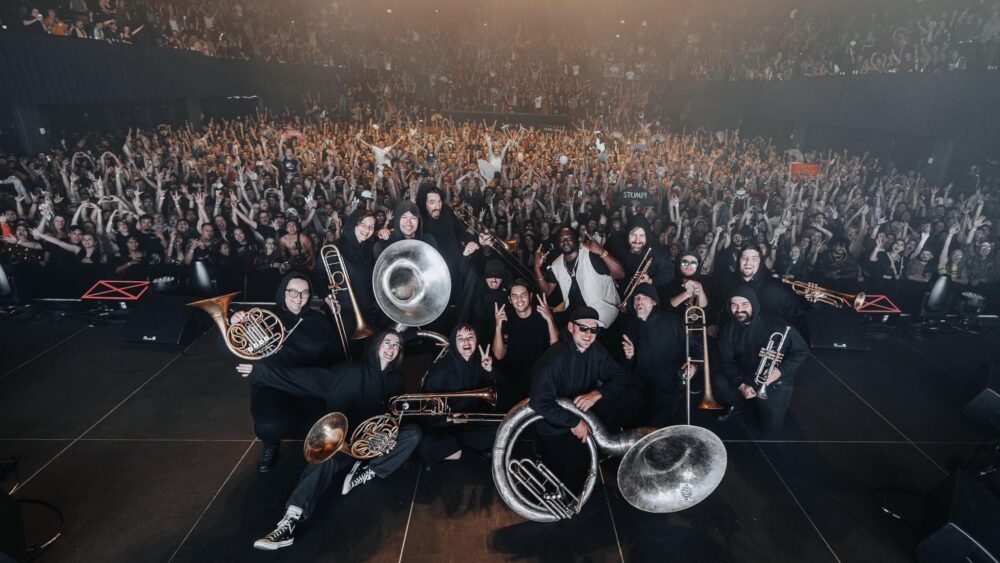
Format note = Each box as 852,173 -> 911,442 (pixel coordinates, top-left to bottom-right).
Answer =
640,387 -> 684,428
287,423 -> 422,519
250,384 -> 325,447
712,372 -> 793,432
534,399 -> 638,492
418,422 -> 496,465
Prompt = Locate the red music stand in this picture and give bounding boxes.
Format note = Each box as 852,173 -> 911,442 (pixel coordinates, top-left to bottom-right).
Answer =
81,280 -> 150,301
856,294 -> 901,314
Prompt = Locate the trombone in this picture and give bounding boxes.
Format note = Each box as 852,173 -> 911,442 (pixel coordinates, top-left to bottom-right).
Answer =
684,305 -> 723,417
781,279 -> 866,311
618,248 -> 652,312
389,387 -> 506,423
451,202 -> 537,291
321,244 -> 375,361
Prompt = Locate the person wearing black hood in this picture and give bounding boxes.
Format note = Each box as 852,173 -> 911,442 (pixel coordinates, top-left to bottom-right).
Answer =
417,184 -> 466,298
614,218 -> 674,301
233,272 -> 346,472
314,209 -> 378,338
418,324 -> 499,465
621,284 -> 698,426
715,287 -> 808,432
529,306 -> 642,489
251,329 -> 422,551
461,258 -> 509,346
373,200 -> 439,260
722,247 -> 801,323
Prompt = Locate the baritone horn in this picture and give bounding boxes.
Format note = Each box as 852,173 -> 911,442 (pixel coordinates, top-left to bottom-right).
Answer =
781,279 -> 866,311
321,244 -> 375,361
187,292 -> 294,360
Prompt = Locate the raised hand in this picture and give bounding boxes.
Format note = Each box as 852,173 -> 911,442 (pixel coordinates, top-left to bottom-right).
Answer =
622,334 -> 635,360
494,302 -> 508,327
478,344 -> 493,372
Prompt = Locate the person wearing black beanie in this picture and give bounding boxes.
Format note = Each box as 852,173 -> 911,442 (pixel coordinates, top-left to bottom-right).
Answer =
621,283 -> 699,426
715,286 -> 807,432
614,217 -> 674,301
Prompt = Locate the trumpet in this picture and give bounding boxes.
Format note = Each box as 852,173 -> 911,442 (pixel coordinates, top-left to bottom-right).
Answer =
188,292 -> 295,360
389,387 -> 505,423
685,306 -> 723,414
321,244 -> 375,361
618,248 -> 652,312
781,279 -> 866,311
754,326 -> 790,400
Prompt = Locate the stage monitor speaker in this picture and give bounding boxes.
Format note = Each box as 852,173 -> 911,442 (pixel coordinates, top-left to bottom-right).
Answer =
123,294 -> 202,345
918,469 -> 1000,562
804,309 -> 868,351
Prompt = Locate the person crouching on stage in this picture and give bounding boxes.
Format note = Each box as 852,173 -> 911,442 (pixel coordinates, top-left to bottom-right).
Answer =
715,287 -> 807,432
234,272 -> 346,472
251,330 -> 421,551
529,306 -> 641,489
418,324 -> 499,465
621,283 -> 698,427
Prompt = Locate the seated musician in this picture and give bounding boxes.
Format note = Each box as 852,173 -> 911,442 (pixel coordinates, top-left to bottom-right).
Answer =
529,306 -> 641,488
621,284 -> 697,426
417,324 -> 499,466
251,330 -> 422,551
232,272 -> 347,472
715,287 -> 808,432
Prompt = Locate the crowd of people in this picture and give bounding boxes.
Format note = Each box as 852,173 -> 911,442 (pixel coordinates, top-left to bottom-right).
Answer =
5,0 -> 1000,115
2,106 -> 998,309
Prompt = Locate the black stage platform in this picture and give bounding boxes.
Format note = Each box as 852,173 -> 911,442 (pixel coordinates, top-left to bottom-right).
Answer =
0,313 -> 995,562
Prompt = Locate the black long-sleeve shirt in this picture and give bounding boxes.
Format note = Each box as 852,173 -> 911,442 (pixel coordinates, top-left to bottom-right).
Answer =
623,309 -> 700,394
718,309 -> 808,389
529,331 -> 641,429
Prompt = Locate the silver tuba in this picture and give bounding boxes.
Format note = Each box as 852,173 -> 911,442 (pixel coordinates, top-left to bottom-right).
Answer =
492,399 -> 727,522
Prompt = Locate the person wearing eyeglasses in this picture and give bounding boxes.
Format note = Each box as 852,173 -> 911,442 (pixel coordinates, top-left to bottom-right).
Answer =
231,272 -> 347,472
528,306 -> 641,490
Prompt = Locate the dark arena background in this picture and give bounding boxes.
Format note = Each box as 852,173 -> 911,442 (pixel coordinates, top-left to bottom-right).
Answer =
2,0 -> 1000,561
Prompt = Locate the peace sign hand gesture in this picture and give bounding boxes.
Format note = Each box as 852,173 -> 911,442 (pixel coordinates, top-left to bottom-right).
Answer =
494,302 -> 508,327
478,345 -> 493,372
536,293 -> 554,322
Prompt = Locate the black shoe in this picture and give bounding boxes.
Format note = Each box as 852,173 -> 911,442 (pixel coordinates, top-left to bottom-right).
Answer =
253,515 -> 298,550
258,444 -> 280,473
342,461 -> 376,495
717,405 -> 741,422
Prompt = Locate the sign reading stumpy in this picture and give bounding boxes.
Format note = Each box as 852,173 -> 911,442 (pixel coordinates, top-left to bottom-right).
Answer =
616,188 -> 654,206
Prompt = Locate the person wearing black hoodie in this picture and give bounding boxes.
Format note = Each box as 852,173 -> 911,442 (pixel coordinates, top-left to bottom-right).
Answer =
373,201 -> 439,261
417,184 -> 467,299
461,258 -> 509,346
715,286 -> 808,432
721,247 -> 801,323
314,209 -> 379,337
251,330 -> 422,551
234,272 -> 346,472
529,306 -> 642,489
418,324 -> 499,465
621,284 -> 699,426
614,218 -> 674,300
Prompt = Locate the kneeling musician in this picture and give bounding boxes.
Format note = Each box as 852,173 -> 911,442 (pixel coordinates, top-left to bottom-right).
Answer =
716,287 -> 807,432
529,306 -> 642,489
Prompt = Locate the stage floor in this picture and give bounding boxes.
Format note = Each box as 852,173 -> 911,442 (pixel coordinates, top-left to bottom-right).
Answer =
0,311 -> 994,562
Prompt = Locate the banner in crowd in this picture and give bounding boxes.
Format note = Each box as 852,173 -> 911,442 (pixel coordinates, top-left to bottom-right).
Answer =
789,162 -> 821,179
615,187 -> 654,206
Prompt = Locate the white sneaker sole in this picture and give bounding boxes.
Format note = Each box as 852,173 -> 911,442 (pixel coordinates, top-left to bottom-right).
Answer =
253,538 -> 293,550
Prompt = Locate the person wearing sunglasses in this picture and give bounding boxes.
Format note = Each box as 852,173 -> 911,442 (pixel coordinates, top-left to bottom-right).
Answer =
231,272 -> 347,472
528,306 -> 642,491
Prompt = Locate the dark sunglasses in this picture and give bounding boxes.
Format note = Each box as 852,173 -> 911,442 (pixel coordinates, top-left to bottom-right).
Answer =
680,259 -> 699,266
572,322 -> 604,334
